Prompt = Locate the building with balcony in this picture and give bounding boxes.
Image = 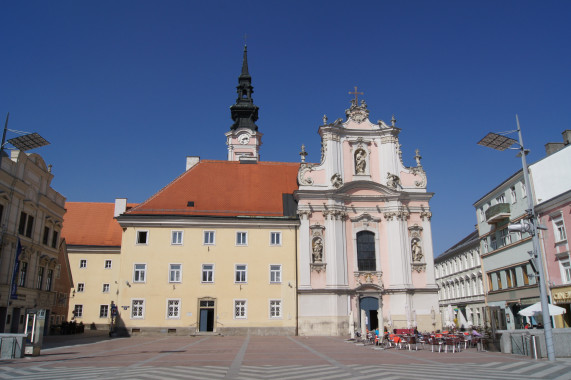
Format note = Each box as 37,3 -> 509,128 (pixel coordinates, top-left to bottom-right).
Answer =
435,231 -> 485,329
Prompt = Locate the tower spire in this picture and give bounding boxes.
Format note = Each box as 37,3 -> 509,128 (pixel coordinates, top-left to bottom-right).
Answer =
230,44 -> 259,131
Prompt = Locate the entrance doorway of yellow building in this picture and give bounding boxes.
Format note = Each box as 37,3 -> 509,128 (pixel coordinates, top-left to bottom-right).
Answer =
198,298 -> 215,332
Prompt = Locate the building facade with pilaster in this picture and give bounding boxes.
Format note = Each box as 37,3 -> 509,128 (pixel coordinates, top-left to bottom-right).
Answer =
295,98 -> 440,335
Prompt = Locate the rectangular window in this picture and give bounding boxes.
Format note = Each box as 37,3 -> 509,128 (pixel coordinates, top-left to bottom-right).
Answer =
203,231 -> 215,245
18,262 -> 28,287
77,283 -> 85,292
100,305 -> 109,318
499,228 -> 511,247
236,232 -> 247,246
136,230 -> 149,245
51,230 -> 59,248
553,218 -> 567,242
510,186 -> 517,204
105,260 -> 112,269
270,232 -> 281,246
171,230 -> 183,245
202,264 -> 214,283
133,264 -> 147,283
269,300 -> 282,319
80,259 -> 87,268
46,269 -> 53,291
270,264 -> 282,283
102,283 -> 110,293
74,304 -> 83,318
235,264 -> 247,283
496,194 -> 505,204
234,300 -> 247,319
37,267 -> 44,289
496,272 -> 503,289
490,235 -> 497,251
522,265 -> 530,286
131,299 -> 145,319
521,181 -> 527,198
167,299 -> 180,319
560,260 -> 571,284
169,264 -> 182,283
18,212 -> 34,238
42,226 -> 50,245
506,270 -> 513,288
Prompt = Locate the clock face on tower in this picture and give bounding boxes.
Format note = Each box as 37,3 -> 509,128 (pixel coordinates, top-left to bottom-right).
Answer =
238,133 -> 251,144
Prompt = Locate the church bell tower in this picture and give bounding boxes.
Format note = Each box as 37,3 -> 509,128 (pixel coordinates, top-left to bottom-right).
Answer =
226,45 -> 263,162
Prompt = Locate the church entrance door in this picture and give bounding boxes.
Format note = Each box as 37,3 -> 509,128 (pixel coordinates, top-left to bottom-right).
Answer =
198,299 -> 215,332
360,297 -> 379,331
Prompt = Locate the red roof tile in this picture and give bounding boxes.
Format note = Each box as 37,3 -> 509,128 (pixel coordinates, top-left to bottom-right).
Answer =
62,202 -> 136,246
126,160 -> 300,217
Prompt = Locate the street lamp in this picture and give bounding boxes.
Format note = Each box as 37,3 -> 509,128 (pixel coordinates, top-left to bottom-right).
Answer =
478,115 -> 555,361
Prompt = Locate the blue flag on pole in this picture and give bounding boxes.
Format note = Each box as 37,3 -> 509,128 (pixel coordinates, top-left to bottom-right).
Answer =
9,239 -> 22,300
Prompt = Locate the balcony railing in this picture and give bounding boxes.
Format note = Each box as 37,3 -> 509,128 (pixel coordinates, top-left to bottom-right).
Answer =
485,203 -> 510,223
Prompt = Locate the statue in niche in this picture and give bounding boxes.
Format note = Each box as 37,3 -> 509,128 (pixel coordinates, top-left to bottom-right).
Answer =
312,237 -> 323,263
411,238 -> 423,262
355,149 -> 366,174
387,172 -> 401,189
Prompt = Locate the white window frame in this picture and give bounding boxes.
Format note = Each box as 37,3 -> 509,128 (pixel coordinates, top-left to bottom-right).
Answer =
521,181 -> 527,198
203,231 -> 215,245
133,263 -> 147,283
234,299 -> 247,319
131,299 -> 145,319
270,232 -> 281,246
169,263 -> 182,283
552,214 -> 567,243
171,230 -> 183,245
166,298 -> 181,319
202,264 -> 214,283
560,259 -> 571,284
100,304 -> 109,318
496,194 -> 505,204
236,231 -> 248,246
510,186 -> 517,204
270,264 -> 282,283
235,264 -> 247,283
104,260 -> 112,269
102,283 -> 110,293
79,259 -> 87,268
74,304 -> 83,318
269,299 -> 282,319
136,230 -> 149,245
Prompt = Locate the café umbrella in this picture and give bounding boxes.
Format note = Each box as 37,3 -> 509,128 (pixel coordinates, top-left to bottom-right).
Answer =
518,302 -> 566,317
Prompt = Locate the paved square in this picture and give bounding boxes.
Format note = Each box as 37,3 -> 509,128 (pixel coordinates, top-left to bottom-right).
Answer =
1,334 -> 570,379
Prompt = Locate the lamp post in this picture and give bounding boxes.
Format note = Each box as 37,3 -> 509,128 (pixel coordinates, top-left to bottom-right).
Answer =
478,115 -> 555,361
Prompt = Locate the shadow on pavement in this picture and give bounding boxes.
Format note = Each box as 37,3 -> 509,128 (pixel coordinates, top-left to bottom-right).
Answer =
42,330 -> 119,350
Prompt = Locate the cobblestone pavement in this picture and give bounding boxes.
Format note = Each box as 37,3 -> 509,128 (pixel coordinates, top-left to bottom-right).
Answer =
1,334 -> 570,379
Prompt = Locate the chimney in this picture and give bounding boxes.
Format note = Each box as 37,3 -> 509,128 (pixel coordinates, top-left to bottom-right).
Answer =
545,142 -> 565,156
186,156 -> 200,171
562,130 -> 571,145
114,198 -> 127,217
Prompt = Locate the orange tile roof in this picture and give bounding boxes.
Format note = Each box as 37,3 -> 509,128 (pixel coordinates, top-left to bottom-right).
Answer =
126,160 -> 300,217
62,202 -> 136,246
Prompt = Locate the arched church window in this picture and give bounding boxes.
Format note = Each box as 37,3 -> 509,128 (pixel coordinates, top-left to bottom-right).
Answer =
357,231 -> 376,271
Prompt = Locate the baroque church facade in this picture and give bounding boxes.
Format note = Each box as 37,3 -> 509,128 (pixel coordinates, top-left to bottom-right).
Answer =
63,46 -> 440,336
296,96 -> 440,335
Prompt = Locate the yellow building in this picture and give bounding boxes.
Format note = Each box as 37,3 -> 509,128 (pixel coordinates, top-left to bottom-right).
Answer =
115,160 -> 299,335
62,202 -> 128,329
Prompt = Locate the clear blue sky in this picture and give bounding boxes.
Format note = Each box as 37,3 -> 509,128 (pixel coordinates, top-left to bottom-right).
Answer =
1,0 -> 570,255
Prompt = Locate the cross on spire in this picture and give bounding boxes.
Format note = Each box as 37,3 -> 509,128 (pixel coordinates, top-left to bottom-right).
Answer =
349,86 -> 364,103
